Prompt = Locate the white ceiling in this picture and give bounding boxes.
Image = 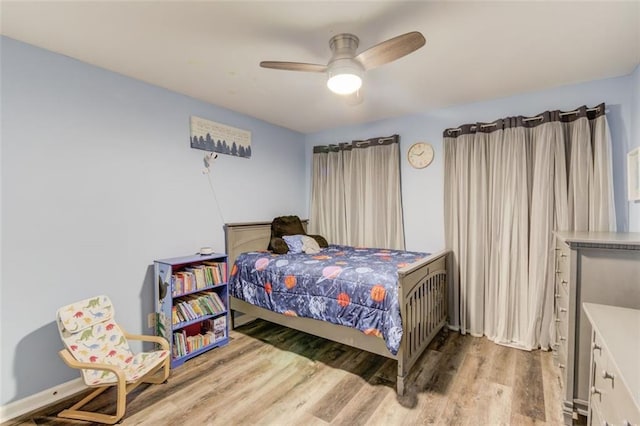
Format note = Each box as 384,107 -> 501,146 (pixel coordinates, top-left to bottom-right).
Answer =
2,1 -> 639,134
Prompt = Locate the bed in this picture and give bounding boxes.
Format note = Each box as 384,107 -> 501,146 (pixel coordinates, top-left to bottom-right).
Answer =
224,220 -> 450,395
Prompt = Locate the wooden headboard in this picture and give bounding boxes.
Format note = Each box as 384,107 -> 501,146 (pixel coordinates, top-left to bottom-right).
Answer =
224,220 -> 308,266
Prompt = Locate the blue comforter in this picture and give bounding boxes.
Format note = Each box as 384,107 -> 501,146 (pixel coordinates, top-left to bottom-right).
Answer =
228,245 -> 429,355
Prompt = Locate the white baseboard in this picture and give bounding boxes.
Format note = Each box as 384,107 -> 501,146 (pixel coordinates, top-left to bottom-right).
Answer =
0,378 -> 87,423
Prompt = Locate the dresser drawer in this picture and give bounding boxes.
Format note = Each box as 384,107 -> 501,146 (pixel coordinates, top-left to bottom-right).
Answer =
591,343 -> 616,424
591,330 -> 605,370
598,372 -> 640,425
556,272 -> 569,296
555,325 -> 568,360
591,338 -> 640,426
554,292 -> 569,344
554,322 -> 568,390
555,246 -> 570,275
555,290 -> 569,317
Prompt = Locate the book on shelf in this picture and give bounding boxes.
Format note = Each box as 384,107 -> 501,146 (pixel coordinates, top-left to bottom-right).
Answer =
174,304 -> 186,324
173,270 -> 197,295
200,292 -> 223,313
172,306 -> 185,324
203,265 -> 214,287
184,296 -> 204,316
175,301 -> 196,323
172,263 -> 226,297
171,274 -> 183,296
185,265 -> 207,289
173,323 -> 223,358
173,330 -> 186,358
202,261 -> 228,285
172,292 -> 226,325
213,316 -> 227,342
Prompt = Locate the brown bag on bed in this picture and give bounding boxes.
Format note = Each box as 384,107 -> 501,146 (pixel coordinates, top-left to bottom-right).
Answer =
268,215 -> 328,254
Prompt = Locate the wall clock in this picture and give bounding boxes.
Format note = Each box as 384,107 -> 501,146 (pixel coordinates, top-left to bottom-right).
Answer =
407,142 -> 434,169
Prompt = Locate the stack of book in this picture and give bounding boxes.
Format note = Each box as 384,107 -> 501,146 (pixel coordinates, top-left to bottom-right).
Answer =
172,315 -> 227,357
212,316 -> 227,342
171,262 -> 228,296
171,292 -> 226,325
203,316 -> 227,343
171,271 -> 196,296
202,261 -> 228,286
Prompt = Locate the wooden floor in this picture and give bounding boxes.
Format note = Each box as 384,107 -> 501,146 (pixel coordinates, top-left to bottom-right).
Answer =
6,319 -> 565,425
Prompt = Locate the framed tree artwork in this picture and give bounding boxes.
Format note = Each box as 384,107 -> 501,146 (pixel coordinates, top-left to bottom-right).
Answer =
190,116 -> 252,159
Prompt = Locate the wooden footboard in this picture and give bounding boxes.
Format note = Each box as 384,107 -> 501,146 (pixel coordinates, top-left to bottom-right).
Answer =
224,221 -> 449,396
396,250 -> 449,394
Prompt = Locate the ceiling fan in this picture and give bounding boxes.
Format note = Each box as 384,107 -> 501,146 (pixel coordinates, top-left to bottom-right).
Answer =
260,31 -> 426,96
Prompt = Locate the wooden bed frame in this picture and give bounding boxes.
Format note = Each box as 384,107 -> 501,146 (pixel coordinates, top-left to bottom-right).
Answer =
224,220 -> 450,395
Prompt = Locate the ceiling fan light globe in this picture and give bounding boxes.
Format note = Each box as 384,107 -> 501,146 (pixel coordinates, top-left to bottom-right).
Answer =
327,73 -> 362,95
326,58 -> 364,95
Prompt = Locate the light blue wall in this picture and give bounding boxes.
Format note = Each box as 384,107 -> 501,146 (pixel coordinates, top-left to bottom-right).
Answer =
630,64 -> 640,232
0,36 -> 307,405
305,72 -> 637,250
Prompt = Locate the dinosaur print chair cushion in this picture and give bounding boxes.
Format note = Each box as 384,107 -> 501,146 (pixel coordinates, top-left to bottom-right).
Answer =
57,295 -> 114,332
56,295 -> 168,386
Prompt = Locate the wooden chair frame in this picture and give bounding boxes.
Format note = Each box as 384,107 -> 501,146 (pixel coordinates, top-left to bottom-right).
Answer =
57,331 -> 170,425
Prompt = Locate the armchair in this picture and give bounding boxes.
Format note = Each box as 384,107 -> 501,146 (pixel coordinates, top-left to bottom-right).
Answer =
56,295 -> 170,424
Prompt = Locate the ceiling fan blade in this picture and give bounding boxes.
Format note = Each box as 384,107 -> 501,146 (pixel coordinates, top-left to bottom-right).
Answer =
355,31 -> 426,70
260,61 -> 327,73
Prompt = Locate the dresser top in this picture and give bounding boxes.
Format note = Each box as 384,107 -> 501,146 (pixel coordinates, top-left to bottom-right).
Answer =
583,303 -> 640,411
555,231 -> 640,247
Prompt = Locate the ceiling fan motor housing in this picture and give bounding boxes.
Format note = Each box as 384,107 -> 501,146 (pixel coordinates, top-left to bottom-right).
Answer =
327,34 -> 364,95
329,33 -> 360,60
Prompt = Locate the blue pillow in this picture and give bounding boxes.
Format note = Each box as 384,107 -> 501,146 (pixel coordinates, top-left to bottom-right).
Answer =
282,235 -> 305,254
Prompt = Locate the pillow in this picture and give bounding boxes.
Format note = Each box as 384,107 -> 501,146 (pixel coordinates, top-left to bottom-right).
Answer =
282,235 -> 322,254
301,235 -> 321,254
282,235 -> 305,254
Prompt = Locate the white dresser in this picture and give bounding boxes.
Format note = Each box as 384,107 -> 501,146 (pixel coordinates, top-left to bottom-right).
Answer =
583,303 -> 640,426
553,232 -> 640,424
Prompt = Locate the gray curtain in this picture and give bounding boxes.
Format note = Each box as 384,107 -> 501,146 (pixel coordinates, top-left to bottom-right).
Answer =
309,135 -> 405,250
444,104 -> 615,350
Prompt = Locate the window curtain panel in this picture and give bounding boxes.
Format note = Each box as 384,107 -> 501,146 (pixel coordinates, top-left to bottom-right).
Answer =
309,135 -> 405,250
444,104 -> 615,350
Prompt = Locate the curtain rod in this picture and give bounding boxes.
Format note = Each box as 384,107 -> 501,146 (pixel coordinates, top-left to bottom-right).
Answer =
447,105 -> 605,133
447,122 -> 496,133
354,136 -> 395,147
522,105 -> 604,123
314,135 -> 398,153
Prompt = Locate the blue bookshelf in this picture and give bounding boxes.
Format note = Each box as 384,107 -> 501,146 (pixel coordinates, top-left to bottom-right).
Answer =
154,253 -> 229,368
